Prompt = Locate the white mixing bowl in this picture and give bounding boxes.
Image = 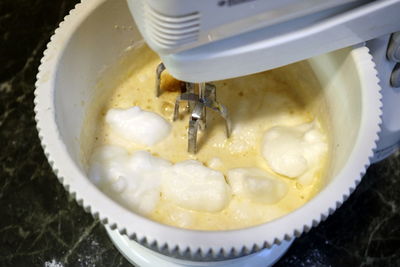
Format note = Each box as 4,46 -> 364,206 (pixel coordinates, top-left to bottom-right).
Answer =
34,0 -> 382,262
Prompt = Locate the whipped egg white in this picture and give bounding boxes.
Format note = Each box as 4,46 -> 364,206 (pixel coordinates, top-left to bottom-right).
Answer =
227,168 -> 288,204
262,121 -> 328,185
89,146 -> 170,215
89,146 -> 231,215
105,106 -> 171,146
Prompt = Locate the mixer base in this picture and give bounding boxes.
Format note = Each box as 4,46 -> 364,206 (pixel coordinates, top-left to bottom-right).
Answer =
106,226 -> 293,267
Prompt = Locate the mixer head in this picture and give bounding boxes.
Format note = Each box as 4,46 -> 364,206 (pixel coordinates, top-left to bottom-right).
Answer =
128,0 -> 400,82
128,0 -> 400,152
126,0 -> 377,82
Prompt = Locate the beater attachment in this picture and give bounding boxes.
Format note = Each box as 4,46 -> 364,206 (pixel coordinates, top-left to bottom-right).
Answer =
156,63 -> 231,154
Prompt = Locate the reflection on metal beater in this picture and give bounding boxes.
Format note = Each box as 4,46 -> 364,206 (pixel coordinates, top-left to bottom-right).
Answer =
156,63 -> 231,154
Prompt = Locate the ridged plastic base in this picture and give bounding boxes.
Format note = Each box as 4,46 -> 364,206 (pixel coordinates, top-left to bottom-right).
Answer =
106,226 -> 293,267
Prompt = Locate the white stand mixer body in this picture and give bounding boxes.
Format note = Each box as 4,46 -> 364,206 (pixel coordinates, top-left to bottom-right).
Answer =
367,36 -> 400,163
127,0 -> 400,83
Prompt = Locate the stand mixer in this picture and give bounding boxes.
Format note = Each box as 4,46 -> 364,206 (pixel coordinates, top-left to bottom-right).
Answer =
33,0 -> 400,266
128,0 -> 400,158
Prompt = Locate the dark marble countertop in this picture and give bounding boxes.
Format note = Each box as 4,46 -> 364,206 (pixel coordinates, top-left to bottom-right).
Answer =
1,0 -> 399,266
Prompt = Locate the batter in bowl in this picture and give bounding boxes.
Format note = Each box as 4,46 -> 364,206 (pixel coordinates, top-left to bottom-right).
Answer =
82,43 -> 330,230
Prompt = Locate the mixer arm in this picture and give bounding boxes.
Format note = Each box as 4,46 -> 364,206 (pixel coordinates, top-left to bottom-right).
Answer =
161,0 -> 400,82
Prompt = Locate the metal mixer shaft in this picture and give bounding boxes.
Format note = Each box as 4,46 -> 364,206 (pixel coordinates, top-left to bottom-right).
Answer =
156,63 -> 231,154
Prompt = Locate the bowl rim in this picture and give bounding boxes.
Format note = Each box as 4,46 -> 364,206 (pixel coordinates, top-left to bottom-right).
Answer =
34,0 -> 382,259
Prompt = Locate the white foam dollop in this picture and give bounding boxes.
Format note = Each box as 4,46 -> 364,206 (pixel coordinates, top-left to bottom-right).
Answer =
227,168 -> 288,204
161,160 -> 231,212
89,146 -> 231,214
105,106 -> 171,146
89,146 -> 171,215
262,121 -> 328,179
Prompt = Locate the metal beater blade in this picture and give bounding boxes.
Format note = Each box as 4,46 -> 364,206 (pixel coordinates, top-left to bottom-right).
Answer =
155,63 -> 165,97
180,83 -> 232,153
156,63 -> 231,154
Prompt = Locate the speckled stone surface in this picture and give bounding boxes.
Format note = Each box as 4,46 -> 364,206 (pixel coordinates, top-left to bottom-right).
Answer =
0,0 -> 399,266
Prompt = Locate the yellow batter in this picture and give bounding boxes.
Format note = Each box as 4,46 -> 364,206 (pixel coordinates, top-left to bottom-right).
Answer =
82,43 -> 329,230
